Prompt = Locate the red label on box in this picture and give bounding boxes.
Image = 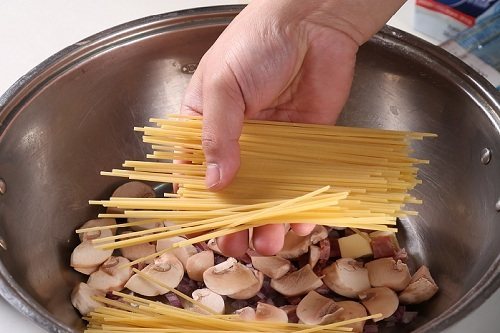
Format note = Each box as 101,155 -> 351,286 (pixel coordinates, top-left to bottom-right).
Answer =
417,0 -> 476,27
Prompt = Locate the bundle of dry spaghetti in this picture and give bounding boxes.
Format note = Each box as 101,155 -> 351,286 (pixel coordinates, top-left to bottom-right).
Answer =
85,115 -> 435,255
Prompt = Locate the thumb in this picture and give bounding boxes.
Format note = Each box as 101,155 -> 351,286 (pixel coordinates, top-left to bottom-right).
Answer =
201,73 -> 245,191
180,64 -> 245,191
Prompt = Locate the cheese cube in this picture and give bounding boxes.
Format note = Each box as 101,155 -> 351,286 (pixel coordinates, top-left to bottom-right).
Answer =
338,233 -> 373,258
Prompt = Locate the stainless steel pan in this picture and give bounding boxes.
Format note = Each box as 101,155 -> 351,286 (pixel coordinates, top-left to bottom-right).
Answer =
0,6 -> 498,333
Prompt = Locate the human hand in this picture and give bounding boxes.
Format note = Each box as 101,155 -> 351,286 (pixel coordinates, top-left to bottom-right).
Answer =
180,0 -> 405,257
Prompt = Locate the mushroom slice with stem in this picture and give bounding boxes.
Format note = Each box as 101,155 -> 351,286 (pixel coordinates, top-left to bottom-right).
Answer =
87,256 -> 133,292
255,303 -> 289,323
79,218 -> 117,241
229,269 -> 264,300
119,231 -> 157,264
125,253 -> 184,296
270,264 -> 323,297
106,181 -> 155,214
399,265 -> 438,304
186,250 -> 215,282
203,258 -> 259,296
365,257 -> 411,291
358,287 -> 399,322
71,283 -> 105,316
188,288 -> 225,315
322,258 -> 370,298
278,226 -> 328,259
296,290 -> 343,325
207,238 -> 223,255
71,240 -> 113,272
157,236 -> 198,270
250,255 -> 291,279
335,301 -> 367,333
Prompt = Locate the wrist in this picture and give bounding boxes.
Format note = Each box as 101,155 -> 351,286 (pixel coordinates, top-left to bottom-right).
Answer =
248,0 -> 406,45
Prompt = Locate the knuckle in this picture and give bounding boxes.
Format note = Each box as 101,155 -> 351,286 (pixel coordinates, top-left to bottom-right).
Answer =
201,132 -> 220,157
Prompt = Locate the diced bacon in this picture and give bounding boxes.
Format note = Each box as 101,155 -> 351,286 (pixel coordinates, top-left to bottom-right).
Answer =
371,236 -> 397,258
318,239 -> 331,261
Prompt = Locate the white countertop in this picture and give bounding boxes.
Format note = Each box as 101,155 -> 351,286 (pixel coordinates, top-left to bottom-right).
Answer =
0,1 -> 498,332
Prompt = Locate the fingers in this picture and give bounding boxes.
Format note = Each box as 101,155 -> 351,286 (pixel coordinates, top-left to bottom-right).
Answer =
291,223 -> 316,236
252,224 -> 286,256
217,230 -> 249,258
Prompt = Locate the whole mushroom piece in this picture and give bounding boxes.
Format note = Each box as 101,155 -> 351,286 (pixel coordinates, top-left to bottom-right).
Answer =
358,287 -> 399,322
322,258 -> 370,298
399,265 -> 439,304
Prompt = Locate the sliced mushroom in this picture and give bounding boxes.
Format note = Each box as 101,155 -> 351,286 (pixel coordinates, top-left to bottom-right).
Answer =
251,255 -> 291,279
71,240 -> 113,270
236,306 -> 256,321
365,257 -> 411,291
79,218 -> 117,241
308,246 -> 321,269
74,265 -> 99,275
125,253 -> 184,296
107,181 -> 155,214
255,303 -> 289,323
358,287 -> 399,322
335,301 -> 367,333
70,282 -> 105,316
203,258 -> 259,296
310,226 -> 329,244
189,288 -> 225,315
229,270 -> 264,299
207,238 -> 223,255
399,265 -> 438,304
128,218 -> 164,232
296,290 -> 343,325
322,258 -> 371,298
186,250 -> 215,282
119,231 -> 157,264
157,236 -> 198,269
270,264 -> 323,297
277,226 -> 328,259
87,256 -> 133,292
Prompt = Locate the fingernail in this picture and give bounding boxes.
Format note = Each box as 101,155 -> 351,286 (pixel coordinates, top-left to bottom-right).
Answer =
205,163 -> 221,189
